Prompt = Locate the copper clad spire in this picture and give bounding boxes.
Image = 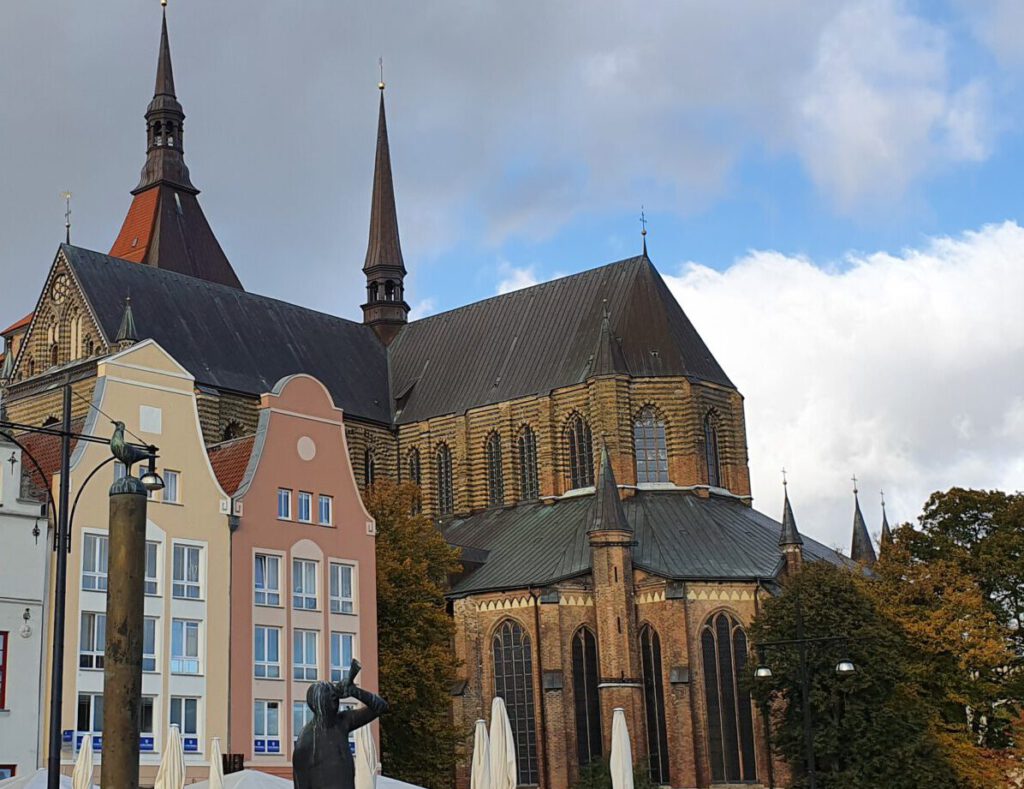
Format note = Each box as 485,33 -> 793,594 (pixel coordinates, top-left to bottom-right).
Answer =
154,9 -> 176,100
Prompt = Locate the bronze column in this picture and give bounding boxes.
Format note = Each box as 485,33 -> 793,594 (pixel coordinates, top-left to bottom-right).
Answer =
101,476 -> 148,788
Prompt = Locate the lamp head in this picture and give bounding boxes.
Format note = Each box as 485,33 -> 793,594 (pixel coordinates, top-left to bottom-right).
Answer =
836,658 -> 856,676
754,665 -> 773,680
140,449 -> 164,492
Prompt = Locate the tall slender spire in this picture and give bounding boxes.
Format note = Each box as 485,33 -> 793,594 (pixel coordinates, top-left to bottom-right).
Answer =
880,490 -> 893,551
850,476 -> 877,564
779,473 -> 803,547
361,78 -> 409,344
154,7 -> 176,100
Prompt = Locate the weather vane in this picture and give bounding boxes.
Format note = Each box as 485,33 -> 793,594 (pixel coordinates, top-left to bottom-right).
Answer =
378,57 -> 385,90
61,191 -> 72,244
640,206 -> 648,237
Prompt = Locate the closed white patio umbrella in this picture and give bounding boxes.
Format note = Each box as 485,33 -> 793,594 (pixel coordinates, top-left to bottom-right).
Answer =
154,724 -> 186,789
487,697 -> 516,789
354,724 -> 379,789
207,737 -> 226,789
470,719 -> 490,789
71,734 -> 94,789
609,708 -> 634,789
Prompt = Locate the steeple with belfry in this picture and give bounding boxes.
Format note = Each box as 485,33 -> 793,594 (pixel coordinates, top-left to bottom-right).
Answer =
850,476 -> 877,565
361,72 -> 409,345
108,3 -> 243,290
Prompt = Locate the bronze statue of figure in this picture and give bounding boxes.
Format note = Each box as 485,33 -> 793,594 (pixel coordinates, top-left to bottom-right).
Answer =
293,660 -> 388,789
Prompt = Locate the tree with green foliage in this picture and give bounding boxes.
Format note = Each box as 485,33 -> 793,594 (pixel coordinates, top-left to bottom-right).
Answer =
750,562 -> 962,789
366,479 -> 463,789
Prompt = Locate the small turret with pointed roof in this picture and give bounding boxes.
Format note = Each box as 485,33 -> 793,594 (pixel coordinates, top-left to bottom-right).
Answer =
115,297 -> 138,349
588,443 -> 631,534
589,301 -> 629,378
361,76 -> 409,344
879,491 -> 893,553
778,471 -> 803,574
850,476 -> 877,565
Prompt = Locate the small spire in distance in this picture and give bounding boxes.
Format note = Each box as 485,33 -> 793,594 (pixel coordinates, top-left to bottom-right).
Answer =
779,468 -> 803,547
880,490 -> 893,549
850,475 -> 877,564
115,296 -> 138,345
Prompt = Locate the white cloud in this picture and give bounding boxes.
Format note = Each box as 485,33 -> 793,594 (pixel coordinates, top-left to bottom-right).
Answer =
496,263 -> 539,295
407,298 -> 436,321
663,221 -> 1024,550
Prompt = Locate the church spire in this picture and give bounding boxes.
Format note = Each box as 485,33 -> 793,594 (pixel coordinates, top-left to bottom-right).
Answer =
879,491 -> 893,552
361,77 -> 409,344
850,477 -> 877,565
778,471 -> 803,574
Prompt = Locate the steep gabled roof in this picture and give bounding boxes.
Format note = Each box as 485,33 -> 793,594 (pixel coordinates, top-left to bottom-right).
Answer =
389,256 -> 732,423
444,490 -> 850,596
63,245 -> 390,423
207,435 -> 255,496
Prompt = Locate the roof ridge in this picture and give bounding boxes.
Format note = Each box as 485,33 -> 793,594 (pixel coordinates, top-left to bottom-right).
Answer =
206,434 -> 255,451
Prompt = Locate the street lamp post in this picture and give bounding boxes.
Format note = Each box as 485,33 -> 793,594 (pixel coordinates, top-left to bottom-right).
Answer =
0,381 -> 162,789
754,591 -> 856,789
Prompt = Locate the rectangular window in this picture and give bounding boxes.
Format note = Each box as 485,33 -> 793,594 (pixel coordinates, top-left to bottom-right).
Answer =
254,626 -> 281,679
330,632 -> 354,682
139,696 -> 155,735
292,701 -> 312,743
79,612 -> 105,669
171,619 -> 200,674
0,631 -> 7,710
254,700 -> 281,754
82,534 -> 108,591
277,489 -> 291,520
172,544 -> 201,599
143,617 -> 157,672
292,630 -> 318,681
292,559 -> 318,610
0,767 -> 14,780
169,696 -> 199,737
77,693 -> 103,733
329,563 -> 354,615
254,554 -> 281,606
144,541 -> 159,595
318,495 -> 332,526
297,492 -> 313,523
163,470 -> 180,503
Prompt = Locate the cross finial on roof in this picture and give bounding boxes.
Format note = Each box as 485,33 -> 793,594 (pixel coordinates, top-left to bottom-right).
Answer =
378,57 -> 385,90
851,473 -> 858,495
62,191 -> 72,244
640,206 -> 648,257
781,466 -> 787,488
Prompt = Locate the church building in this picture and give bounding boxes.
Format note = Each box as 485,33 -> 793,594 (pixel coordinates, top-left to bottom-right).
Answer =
0,8 -> 876,788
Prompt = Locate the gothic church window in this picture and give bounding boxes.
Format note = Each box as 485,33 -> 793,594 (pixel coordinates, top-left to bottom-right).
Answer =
572,627 -> 603,768
704,410 -> 721,488
701,612 -> 757,783
565,413 -> 594,490
407,449 -> 421,485
435,444 -> 453,517
492,620 -> 539,785
517,425 -> 539,501
49,344 -> 59,368
640,624 -> 670,784
634,406 -> 669,484
364,448 -> 376,487
485,432 -> 504,507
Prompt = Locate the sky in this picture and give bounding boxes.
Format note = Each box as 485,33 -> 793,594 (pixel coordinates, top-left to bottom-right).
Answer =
2,0 -> 1023,550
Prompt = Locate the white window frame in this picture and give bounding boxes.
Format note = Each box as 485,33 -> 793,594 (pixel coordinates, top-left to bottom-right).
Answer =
139,695 -> 155,736
143,616 -> 158,672
292,629 -> 318,681
170,619 -> 201,675
329,563 -> 355,615
82,533 -> 108,592
172,544 -> 202,600
254,625 -> 281,679
144,541 -> 159,596
254,554 -> 281,607
292,701 -> 313,744
77,693 -> 103,735
79,612 -> 105,670
163,470 -> 180,504
277,488 -> 292,520
330,632 -> 354,682
318,495 -> 332,526
297,491 -> 313,523
254,699 -> 281,754
169,696 -> 199,737
292,559 -> 318,610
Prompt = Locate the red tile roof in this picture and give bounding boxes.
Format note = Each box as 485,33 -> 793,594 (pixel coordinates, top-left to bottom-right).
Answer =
14,420 -> 84,500
109,188 -> 160,263
207,435 -> 255,496
2,311 -> 33,336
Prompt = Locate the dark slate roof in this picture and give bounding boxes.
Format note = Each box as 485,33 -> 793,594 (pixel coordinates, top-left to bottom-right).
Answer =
444,490 -> 849,596
388,255 -> 733,424
62,245 -> 391,422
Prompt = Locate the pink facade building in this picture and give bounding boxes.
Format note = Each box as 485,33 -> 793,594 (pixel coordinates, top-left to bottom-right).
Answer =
211,375 -> 378,777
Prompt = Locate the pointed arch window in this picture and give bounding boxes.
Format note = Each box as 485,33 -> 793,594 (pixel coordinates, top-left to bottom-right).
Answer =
435,444 -> 453,517
572,627 -> 603,768
517,425 -> 539,501
485,432 -> 504,507
492,620 -> 539,785
701,612 -> 757,783
704,411 -> 721,488
640,624 -> 670,784
565,414 -> 594,490
634,406 -> 669,483
407,449 -> 421,485
364,448 -> 376,487
49,344 -> 59,368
